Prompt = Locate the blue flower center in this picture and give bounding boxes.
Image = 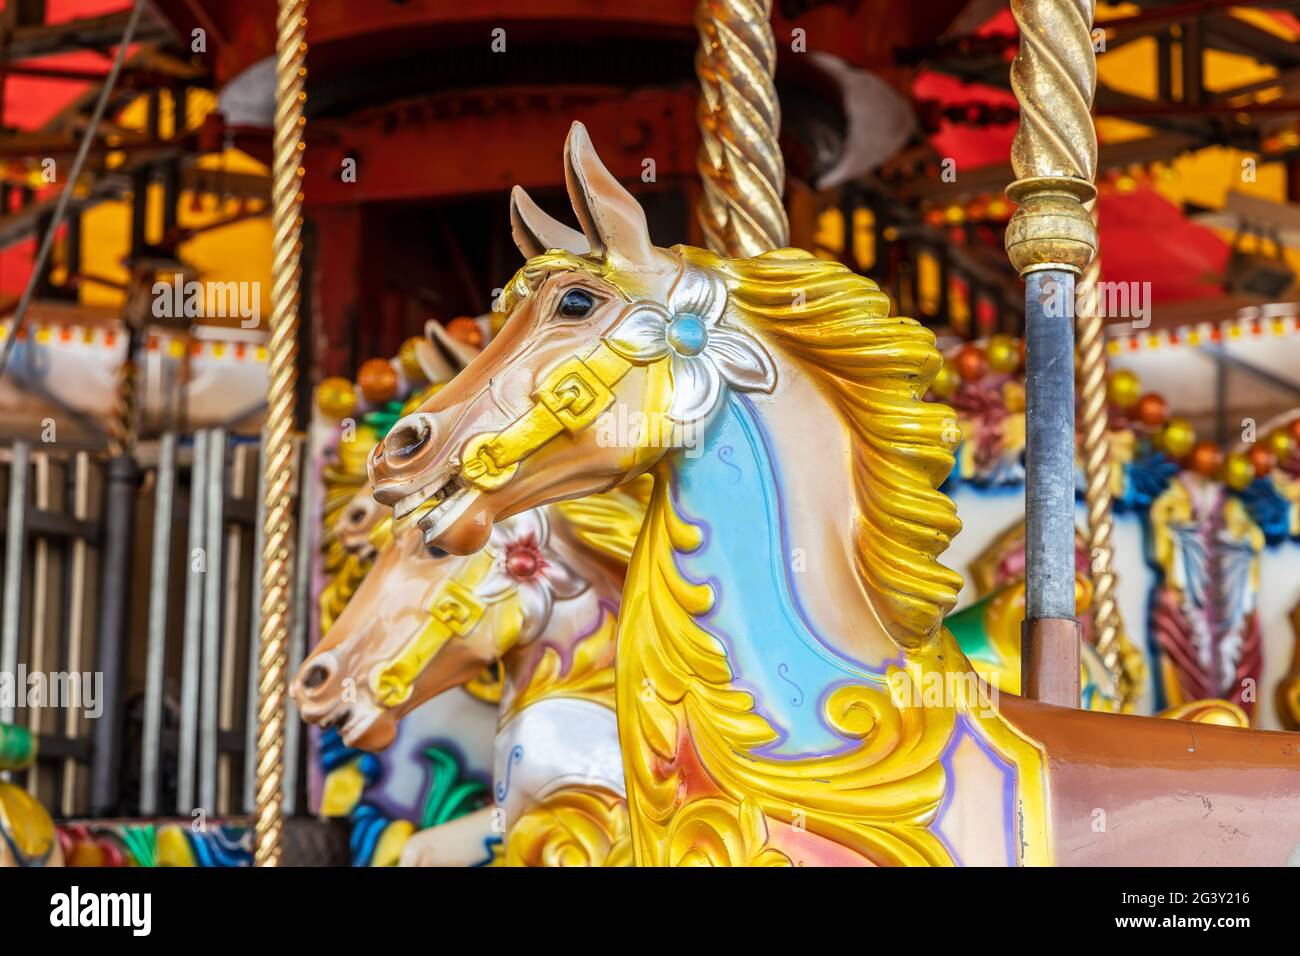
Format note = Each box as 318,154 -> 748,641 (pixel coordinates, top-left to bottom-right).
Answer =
666,314 -> 708,356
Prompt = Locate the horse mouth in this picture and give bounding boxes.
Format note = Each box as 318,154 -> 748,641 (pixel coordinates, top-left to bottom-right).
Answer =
417,479 -> 480,545
340,707 -> 383,747
392,471 -> 459,520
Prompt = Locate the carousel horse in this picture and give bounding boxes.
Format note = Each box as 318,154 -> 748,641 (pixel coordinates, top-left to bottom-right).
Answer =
312,325 -> 501,864
294,478 -> 647,866
368,122 -> 1300,866
0,723 -> 63,867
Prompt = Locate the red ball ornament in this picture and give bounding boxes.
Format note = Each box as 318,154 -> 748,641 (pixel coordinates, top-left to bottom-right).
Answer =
955,344 -> 988,382
358,358 -> 399,405
1248,444 -> 1276,478
1134,393 -> 1168,427
1289,416 -> 1300,445
1189,441 -> 1223,477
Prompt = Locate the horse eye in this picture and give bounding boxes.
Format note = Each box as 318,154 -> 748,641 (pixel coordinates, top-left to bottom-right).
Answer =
558,289 -> 595,317
425,545 -> 448,559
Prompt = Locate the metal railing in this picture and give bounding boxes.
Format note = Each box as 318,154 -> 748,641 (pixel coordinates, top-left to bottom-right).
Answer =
0,429 -> 311,822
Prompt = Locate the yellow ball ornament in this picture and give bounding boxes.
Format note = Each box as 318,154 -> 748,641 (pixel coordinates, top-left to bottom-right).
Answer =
338,423 -> 379,476
1265,429 -> 1294,462
931,360 -> 959,398
398,337 -> 428,384
986,334 -> 1020,374
1222,452 -> 1255,491
1161,417 -> 1197,459
1107,369 -> 1141,409
317,376 -> 357,419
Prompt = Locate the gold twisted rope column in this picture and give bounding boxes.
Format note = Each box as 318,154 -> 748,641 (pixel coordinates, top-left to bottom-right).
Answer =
255,0 -> 307,867
1077,209 -> 1143,707
694,0 -> 788,257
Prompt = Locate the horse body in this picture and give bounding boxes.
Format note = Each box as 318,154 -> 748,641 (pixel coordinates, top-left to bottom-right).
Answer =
367,122 -> 1300,866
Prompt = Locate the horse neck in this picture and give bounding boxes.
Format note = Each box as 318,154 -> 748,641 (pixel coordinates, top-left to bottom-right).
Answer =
497,522 -> 621,719
665,365 -> 905,684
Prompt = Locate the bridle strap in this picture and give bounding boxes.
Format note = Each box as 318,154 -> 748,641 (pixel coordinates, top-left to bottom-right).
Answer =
459,340 -> 635,491
370,548 -> 495,707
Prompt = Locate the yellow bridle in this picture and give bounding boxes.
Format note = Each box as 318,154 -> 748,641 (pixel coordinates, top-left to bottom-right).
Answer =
369,548 -> 495,707
458,341 -> 636,492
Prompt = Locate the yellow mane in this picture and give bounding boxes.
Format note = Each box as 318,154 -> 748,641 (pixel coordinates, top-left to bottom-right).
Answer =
678,246 -> 964,649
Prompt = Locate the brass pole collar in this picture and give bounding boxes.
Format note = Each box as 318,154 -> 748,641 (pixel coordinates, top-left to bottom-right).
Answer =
1004,176 -> 1098,277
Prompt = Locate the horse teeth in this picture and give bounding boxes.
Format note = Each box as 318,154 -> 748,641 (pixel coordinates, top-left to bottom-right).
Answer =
392,478 -> 444,519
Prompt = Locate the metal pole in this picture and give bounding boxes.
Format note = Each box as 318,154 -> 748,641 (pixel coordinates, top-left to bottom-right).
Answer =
1005,0 -> 1099,707
200,427 -> 226,815
1,441 -> 30,728
256,0 -> 308,867
178,430 -> 208,813
141,430 -> 177,815
90,453 -> 140,814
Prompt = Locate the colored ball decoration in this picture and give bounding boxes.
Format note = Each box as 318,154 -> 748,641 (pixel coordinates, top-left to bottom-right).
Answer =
1161,417 -> 1197,459
1106,369 -> 1141,409
1222,452 -> 1255,491
930,360 -> 959,399
358,358 -> 399,405
1134,392 -> 1167,427
398,336 -> 428,384
446,316 -> 484,348
955,344 -> 988,382
1248,444 -> 1276,478
1265,429 -> 1294,462
1289,416 -> 1300,445
317,376 -> 357,419
338,424 -> 380,475
1189,441 -> 1223,477
986,334 -> 1020,374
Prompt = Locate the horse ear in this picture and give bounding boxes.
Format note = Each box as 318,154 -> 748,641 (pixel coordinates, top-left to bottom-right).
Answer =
563,122 -> 657,269
416,320 -> 483,384
510,186 -> 590,259
425,320 -> 481,373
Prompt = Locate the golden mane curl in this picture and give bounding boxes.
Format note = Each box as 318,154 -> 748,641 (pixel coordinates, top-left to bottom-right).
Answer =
677,245 -> 964,648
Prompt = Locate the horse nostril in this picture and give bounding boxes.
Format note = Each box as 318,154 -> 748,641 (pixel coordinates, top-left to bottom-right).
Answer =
384,416 -> 430,460
302,661 -> 332,692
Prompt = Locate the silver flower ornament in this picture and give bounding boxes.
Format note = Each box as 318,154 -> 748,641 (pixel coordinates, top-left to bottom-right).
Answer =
602,263 -> 777,424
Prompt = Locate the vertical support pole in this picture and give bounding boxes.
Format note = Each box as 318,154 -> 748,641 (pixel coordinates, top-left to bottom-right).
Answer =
1005,0 -> 1099,708
256,0 -> 308,867
1077,206 -> 1137,705
141,430 -> 177,815
200,428 -> 226,816
178,430 -> 208,813
693,0 -> 787,258
90,453 -> 139,814
283,434 -> 315,816
1,441 -> 30,729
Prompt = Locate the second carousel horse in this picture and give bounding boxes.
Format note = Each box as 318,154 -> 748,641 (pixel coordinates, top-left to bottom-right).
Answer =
293,481 -> 646,866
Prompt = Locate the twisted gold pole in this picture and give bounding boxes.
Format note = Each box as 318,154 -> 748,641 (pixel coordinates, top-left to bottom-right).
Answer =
1076,207 -> 1143,708
694,0 -> 787,257
1005,0 -> 1098,276
255,0 -> 307,867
